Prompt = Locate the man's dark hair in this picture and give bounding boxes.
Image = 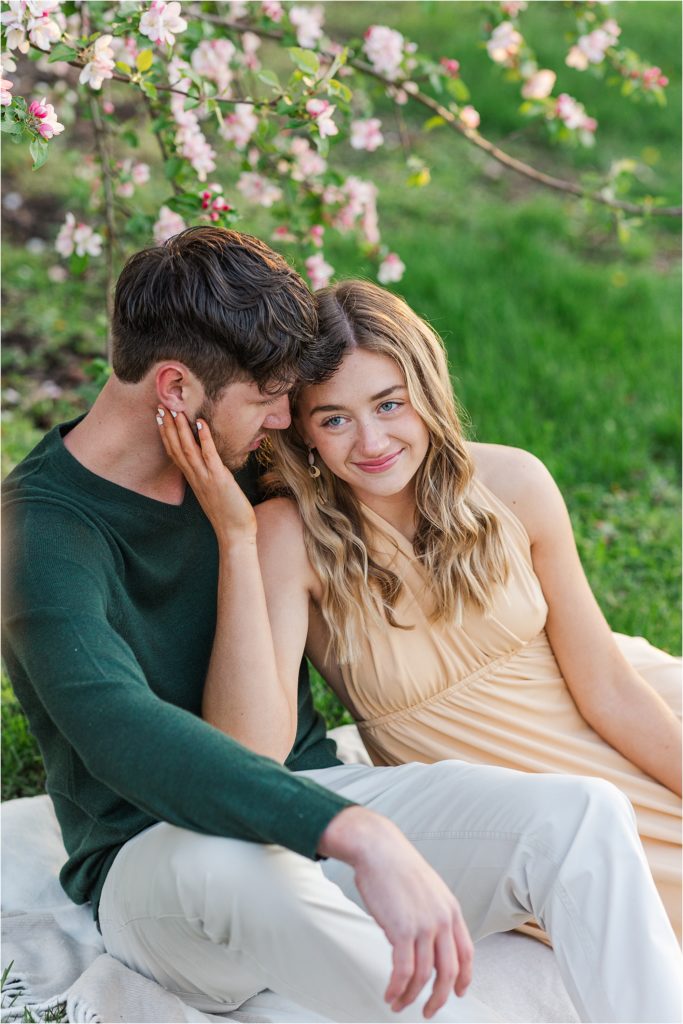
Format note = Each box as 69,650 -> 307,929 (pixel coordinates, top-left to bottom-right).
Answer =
112,226 -> 325,398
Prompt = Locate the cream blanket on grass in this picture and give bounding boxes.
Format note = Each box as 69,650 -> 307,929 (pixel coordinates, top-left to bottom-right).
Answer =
1,725 -> 577,1024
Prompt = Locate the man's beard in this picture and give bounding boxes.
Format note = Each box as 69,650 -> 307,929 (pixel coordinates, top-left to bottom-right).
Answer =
195,398 -> 250,472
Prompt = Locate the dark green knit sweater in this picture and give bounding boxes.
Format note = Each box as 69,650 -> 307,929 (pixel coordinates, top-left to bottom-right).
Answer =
2,420 -> 351,918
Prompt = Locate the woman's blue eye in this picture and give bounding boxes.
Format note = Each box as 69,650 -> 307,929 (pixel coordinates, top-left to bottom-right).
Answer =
379,401 -> 401,413
322,415 -> 345,428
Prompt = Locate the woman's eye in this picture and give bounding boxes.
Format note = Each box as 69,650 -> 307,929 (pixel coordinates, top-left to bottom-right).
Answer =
378,401 -> 401,413
322,415 -> 346,428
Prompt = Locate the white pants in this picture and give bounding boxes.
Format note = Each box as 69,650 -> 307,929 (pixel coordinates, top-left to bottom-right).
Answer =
99,760 -> 682,1023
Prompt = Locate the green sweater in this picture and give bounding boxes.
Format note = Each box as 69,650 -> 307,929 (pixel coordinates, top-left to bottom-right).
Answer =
2,420 -> 352,918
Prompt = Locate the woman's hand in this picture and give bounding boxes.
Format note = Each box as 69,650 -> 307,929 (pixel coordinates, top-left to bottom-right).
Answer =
156,407 -> 256,547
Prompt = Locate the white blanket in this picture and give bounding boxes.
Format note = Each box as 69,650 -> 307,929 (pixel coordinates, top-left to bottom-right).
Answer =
1,727 -> 577,1023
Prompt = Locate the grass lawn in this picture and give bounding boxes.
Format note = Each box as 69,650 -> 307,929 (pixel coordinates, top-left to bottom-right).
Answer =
1,1 -> 680,800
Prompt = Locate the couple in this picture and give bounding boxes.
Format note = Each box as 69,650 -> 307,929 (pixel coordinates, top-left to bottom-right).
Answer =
3,226 -> 681,1023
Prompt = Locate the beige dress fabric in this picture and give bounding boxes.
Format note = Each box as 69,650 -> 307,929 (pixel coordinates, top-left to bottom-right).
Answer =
340,477 -> 682,938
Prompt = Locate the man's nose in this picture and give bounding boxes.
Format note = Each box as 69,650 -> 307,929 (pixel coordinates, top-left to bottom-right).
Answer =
263,394 -> 292,430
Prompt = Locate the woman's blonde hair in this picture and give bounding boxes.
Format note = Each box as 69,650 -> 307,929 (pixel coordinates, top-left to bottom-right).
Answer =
266,279 -> 509,663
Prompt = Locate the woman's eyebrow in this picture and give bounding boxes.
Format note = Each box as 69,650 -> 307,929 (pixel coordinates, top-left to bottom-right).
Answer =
309,384 -> 405,417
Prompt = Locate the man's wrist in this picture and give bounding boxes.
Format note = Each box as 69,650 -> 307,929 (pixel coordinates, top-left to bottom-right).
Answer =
317,805 -> 398,867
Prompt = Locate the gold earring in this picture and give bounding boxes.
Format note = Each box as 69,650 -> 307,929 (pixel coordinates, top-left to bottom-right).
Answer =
307,446 -> 321,479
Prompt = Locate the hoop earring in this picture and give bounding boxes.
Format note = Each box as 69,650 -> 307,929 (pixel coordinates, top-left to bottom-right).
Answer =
307,446 -> 321,479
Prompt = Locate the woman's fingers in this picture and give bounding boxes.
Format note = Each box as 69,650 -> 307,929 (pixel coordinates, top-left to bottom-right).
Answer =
156,408 -> 205,480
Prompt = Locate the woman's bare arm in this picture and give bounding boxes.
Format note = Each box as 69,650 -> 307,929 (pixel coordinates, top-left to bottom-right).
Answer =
474,443 -> 682,796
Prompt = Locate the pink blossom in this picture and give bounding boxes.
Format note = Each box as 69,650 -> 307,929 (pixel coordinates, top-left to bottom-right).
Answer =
31,96 -> 63,138
309,224 -> 324,248
350,117 -> 384,152
1,2 -> 29,53
0,78 -> 13,105
500,0 -> 527,14
642,66 -> 667,89
131,161 -> 150,185
169,76 -> 216,180
55,212 -> 103,258
139,1 -> 187,47
377,252 -> 405,285
305,252 -> 334,291
289,4 -> 324,49
272,225 -> 296,242
306,98 -> 338,138
237,172 -> 283,207
486,22 -> 523,65
459,105 -> 480,130
229,0 -> 248,16
289,136 -> 327,181
220,102 -> 258,149
191,38 -> 236,97
240,31 -> 261,71
26,1 -> 63,52
334,176 -> 379,244
568,21 -> 620,70
102,99 -> 115,115
363,25 -> 405,81
261,0 -> 283,21
565,46 -> 589,71
153,205 -> 186,245
554,93 -> 597,142
439,58 -> 460,78
521,69 -> 556,100
79,34 -> 115,91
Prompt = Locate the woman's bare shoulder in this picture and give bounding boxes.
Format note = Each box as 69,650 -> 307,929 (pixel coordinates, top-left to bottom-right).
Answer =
255,497 -> 319,593
465,441 -> 560,541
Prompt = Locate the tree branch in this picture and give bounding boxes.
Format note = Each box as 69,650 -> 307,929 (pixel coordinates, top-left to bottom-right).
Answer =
188,6 -> 681,218
89,94 -> 116,362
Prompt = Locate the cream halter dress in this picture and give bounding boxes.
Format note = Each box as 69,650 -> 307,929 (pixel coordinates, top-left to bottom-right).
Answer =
338,477 -> 682,938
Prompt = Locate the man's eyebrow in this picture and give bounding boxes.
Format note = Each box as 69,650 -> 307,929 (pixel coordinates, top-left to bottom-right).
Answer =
309,385 -> 405,416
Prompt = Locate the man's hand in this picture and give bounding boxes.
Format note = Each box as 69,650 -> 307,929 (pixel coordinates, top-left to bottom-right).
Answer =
318,806 -> 474,1020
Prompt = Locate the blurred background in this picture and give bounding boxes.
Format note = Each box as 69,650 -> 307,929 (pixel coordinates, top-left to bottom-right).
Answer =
2,1 -> 680,797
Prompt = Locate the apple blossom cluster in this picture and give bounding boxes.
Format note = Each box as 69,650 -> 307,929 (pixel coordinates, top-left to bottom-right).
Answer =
289,4 -> 324,50
138,1 -> 187,47
566,20 -> 621,71
1,0 -> 64,53
55,213 -> 104,258
28,96 -> 63,138
79,35 -> 116,91
115,160 -> 151,198
350,118 -> 384,153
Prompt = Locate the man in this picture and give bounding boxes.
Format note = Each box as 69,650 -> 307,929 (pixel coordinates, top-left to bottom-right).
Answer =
3,227 -> 680,1024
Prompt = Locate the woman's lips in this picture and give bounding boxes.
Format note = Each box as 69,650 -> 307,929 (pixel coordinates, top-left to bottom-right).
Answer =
354,449 -> 403,473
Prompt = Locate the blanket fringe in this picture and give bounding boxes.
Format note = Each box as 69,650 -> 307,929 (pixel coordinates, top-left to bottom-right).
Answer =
1,971 -> 69,1024
65,995 -> 102,1024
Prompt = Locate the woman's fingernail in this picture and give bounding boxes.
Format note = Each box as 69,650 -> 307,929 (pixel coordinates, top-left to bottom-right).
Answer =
196,421 -> 203,431
156,415 -> 163,426
157,407 -> 165,417
170,410 -> 177,418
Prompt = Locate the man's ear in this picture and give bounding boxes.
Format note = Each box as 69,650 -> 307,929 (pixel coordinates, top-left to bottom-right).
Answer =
155,363 -> 203,413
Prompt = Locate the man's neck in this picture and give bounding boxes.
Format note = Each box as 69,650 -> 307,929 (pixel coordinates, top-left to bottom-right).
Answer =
63,377 -> 187,506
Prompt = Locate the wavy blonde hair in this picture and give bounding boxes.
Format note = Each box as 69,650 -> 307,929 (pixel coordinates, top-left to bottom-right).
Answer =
265,279 -> 509,663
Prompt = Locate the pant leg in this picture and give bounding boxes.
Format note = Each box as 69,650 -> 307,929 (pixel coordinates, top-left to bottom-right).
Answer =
98,817 -> 499,1023
303,760 -> 682,1024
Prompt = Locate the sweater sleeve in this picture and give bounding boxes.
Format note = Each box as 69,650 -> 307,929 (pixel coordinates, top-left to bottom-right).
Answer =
2,501 -> 354,860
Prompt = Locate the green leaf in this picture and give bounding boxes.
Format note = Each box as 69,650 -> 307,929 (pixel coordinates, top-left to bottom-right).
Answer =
164,157 -> 184,180
48,42 -> 78,63
120,129 -> 139,148
257,69 -> 281,90
183,96 -> 200,111
288,47 -> 320,75
69,253 -> 89,275
167,193 -> 203,215
327,78 -> 352,103
140,80 -> 158,101
136,49 -> 154,73
0,117 -> 23,135
29,138 -> 49,170
446,77 -> 470,103
115,61 -> 132,75
423,115 -> 446,132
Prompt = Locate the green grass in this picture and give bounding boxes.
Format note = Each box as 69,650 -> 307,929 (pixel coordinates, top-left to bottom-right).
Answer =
1,0 -> 680,800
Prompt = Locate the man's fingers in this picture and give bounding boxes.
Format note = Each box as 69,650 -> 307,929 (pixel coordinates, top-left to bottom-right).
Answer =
452,908 -> 474,997
423,929 -> 458,1019
384,940 -> 414,1008
392,934 -> 434,1013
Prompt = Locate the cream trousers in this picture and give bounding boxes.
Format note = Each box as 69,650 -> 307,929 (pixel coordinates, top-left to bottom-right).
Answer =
99,760 -> 682,1023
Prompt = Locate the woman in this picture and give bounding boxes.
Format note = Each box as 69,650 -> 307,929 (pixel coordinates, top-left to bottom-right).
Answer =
167,279 -> 682,938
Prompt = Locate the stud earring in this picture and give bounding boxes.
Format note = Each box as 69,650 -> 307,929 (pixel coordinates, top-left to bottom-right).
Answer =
307,446 -> 321,479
